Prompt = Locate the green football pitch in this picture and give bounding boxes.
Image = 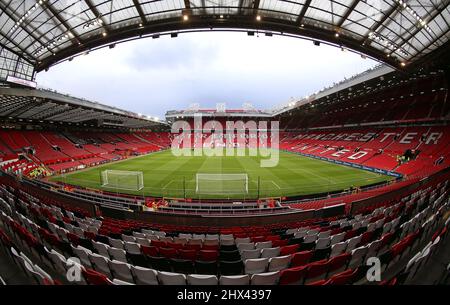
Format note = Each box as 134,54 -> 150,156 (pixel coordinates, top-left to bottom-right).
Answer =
49,149 -> 392,200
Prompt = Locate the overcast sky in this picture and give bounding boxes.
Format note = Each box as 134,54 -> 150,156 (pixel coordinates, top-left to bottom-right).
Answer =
36,32 -> 378,119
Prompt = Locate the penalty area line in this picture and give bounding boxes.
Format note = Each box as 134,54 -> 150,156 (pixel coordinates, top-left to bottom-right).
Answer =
162,180 -> 176,190
270,180 -> 281,189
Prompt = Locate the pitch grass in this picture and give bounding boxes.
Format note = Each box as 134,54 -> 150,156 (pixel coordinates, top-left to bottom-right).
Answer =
49,149 -> 393,200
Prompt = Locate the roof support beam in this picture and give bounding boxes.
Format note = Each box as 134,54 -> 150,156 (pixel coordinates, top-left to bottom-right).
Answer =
41,1 -> 81,45
132,0 -> 147,24
389,1 -> 450,59
0,35 -> 33,62
184,0 -> 191,9
8,102 -> 41,118
408,27 -> 450,63
0,1 -> 53,55
238,0 -> 244,14
83,0 -> 110,32
336,0 -> 359,28
253,0 -> 261,14
296,0 -> 312,25
362,4 -> 399,44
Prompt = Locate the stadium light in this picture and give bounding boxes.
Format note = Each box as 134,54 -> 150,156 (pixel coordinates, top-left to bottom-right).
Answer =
183,14 -> 189,21
256,15 -> 261,21
335,32 -> 340,38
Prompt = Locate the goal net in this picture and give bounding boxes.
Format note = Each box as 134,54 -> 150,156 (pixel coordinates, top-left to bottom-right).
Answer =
196,173 -> 248,195
101,170 -> 144,191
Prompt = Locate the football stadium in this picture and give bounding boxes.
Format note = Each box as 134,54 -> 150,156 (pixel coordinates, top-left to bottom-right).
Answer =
0,0 -> 450,292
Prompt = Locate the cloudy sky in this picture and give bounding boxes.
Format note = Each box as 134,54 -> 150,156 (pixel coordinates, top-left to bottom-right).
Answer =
36,32 -> 378,119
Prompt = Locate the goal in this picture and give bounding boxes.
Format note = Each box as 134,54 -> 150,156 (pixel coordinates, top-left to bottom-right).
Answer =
196,173 -> 248,195
101,170 -> 144,191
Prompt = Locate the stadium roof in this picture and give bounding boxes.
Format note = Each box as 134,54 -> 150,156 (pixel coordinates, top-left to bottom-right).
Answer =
0,86 -> 166,128
1,0 -> 449,76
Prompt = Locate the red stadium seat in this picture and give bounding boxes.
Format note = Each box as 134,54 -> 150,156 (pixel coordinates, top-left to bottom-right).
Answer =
198,250 -> 219,261
279,265 -> 308,285
290,250 -> 313,267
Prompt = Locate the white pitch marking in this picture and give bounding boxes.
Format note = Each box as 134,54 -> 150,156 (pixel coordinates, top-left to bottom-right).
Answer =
270,180 -> 281,189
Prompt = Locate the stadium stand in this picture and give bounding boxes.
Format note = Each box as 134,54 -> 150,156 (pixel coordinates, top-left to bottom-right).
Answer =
0,172 -> 448,285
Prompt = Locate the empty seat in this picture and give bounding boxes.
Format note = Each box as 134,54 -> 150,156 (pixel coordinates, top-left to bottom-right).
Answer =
111,279 -> 134,285
220,260 -> 244,276
148,256 -> 171,272
171,259 -> 195,274
109,260 -> 134,282
241,249 -> 261,260
279,265 -> 308,285
235,237 -> 251,244
93,241 -> 110,258
260,247 -> 280,259
268,255 -> 291,272
178,249 -> 198,261
159,247 -> 178,259
330,232 -> 346,245
237,243 -> 256,254
187,274 -> 218,285
108,247 -> 128,263
349,245 -> 369,269
330,241 -> 347,258
280,244 -> 298,256
124,242 -> 141,255
304,259 -> 329,284
108,238 -> 124,250
251,271 -> 280,285
244,258 -> 269,275
195,260 -> 218,275
89,253 -> 112,278
291,250 -> 313,267
135,238 -> 151,247
198,250 -> 218,261
121,234 -> 136,243
346,236 -> 362,252
82,268 -> 111,285
255,241 -> 272,249
219,274 -> 250,285
131,266 -> 158,285
327,253 -> 351,277
158,271 -> 186,285
126,253 -> 148,268
315,237 -> 331,250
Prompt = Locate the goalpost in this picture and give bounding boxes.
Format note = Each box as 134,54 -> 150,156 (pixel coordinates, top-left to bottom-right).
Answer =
101,170 -> 144,191
196,173 -> 248,195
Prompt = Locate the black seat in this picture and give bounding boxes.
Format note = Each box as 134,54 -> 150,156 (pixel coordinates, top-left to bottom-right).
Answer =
78,238 -> 94,252
58,241 -> 74,257
219,250 -> 241,261
312,247 -> 331,261
126,253 -> 149,268
171,259 -> 195,274
220,245 -> 237,252
288,237 -> 303,245
148,256 -> 171,272
195,260 -> 218,275
219,260 -> 243,276
96,234 -> 110,245
298,241 -> 316,251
